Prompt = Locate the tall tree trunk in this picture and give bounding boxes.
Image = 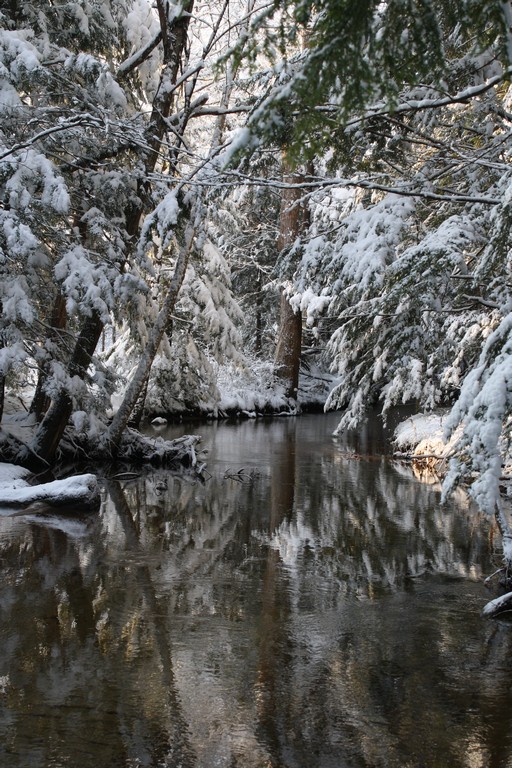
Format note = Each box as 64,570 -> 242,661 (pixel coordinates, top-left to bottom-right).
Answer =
273,154 -> 304,400
255,269 -> 263,355
274,290 -> 302,400
0,373 -> 4,424
0,300 -> 4,423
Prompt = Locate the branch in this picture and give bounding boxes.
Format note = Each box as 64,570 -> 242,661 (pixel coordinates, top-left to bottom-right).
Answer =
343,70 -> 512,125
0,114 -> 103,161
117,30 -> 163,77
218,169 -> 501,206
482,589 -> 512,618
460,294 -> 500,309
191,104 -> 252,118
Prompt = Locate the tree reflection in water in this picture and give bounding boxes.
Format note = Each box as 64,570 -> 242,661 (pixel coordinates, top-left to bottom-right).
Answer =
0,412 -> 511,767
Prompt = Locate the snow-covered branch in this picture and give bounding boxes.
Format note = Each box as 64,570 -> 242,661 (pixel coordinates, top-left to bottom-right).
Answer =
118,30 -> 163,76
214,170 -> 502,206
0,115 -> 104,161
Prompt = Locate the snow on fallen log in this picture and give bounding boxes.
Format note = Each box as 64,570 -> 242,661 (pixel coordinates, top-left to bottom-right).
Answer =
57,425 -> 202,468
482,590 -> 512,618
112,430 -> 201,467
0,463 -> 100,513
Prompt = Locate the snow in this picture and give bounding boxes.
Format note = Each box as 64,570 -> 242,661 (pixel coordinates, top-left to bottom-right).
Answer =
482,589 -> 512,617
5,149 -> 70,213
54,245 -> 116,321
0,463 -> 99,514
138,191 -> 180,254
0,30 -> 41,79
122,0 -> 161,95
96,72 -> 128,110
393,413 -> 456,457
0,463 -> 31,485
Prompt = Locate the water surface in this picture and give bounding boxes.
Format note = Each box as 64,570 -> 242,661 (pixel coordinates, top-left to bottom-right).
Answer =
1,412 -> 511,767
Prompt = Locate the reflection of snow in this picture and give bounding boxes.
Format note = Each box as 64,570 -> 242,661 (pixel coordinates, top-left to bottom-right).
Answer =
262,516 -> 317,570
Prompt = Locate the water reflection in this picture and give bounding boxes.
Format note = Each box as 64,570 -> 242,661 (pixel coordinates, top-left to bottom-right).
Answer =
0,413 -> 511,767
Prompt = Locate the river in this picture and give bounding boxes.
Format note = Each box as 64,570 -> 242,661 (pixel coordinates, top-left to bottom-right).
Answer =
1,412 -> 511,767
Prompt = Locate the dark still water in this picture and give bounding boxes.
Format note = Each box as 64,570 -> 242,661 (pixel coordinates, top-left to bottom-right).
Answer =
1,412 -> 512,768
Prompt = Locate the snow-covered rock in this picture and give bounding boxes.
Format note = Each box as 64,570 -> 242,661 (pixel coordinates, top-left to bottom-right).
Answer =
0,463 -> 100,513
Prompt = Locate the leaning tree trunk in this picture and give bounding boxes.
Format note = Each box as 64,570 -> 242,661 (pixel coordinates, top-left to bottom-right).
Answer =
24,3 -> 195,466
30,310 -> 105,465
121,3 -> 246,426
106,210 -> 199,452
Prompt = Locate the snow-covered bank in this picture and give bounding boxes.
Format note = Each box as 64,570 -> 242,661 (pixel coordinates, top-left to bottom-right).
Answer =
393,411 -> 512,618
0,463 -> 100,514
142,359 -> 339,422
393,410 -> 512,487
392,412 -> 457,469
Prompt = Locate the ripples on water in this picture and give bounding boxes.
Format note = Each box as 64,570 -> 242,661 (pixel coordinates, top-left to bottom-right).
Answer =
1,413 -> 512,767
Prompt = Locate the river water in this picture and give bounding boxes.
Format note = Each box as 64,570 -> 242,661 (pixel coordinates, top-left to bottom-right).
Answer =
1,412 -> 512,768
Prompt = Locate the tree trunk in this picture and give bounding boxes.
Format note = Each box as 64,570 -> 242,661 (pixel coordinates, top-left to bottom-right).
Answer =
31,310 -> 104,464
106,209 -> 199,452
0,373 -> 4,424
274,291 -> 302,399
273,154 -> 304,399
24,4 -> 195,465
255,269 -> 263,355
30,292 -> 68,420
116,2 -> 244,427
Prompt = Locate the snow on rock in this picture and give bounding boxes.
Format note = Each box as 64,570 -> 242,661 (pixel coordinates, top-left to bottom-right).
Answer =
0,463 -> 100,513
0,462 -> 31,486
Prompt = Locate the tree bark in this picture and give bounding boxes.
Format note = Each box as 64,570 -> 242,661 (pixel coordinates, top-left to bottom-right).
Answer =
31,310 -> 104,463
0,373 -> 4,424
30,292 -> 68,420
106,209 -> 199,452
273,154 -> 304,399
274,291 -> 302,399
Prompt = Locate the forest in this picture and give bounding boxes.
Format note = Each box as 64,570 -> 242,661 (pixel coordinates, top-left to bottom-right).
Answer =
2,0 -> 512,519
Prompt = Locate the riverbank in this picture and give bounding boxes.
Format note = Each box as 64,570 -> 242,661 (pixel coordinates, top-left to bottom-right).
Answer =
392,411 -> 456,473
392,410 -> 512,492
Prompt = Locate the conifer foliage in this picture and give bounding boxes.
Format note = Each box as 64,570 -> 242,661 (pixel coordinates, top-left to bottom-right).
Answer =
0,0 -> 251,466
2,0 -> 512,512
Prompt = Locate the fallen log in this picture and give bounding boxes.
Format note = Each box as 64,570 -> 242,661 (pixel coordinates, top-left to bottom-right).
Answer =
482,590 -> 512,619
0,422 -> 203,472
58,427 -> 202,468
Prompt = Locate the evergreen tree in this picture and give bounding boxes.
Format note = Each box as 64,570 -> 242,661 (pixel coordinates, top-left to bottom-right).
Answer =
0,0 -> 257,466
